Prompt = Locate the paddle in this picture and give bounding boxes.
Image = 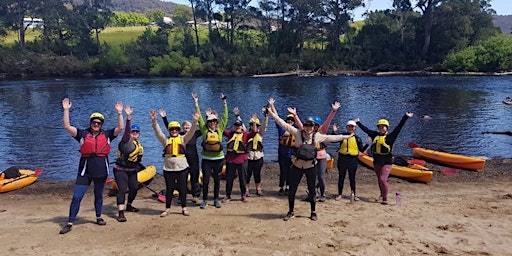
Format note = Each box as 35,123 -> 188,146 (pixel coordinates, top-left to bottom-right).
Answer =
441,168 -> 458,176
140,183 -> 166,203
0,168 -> 44,190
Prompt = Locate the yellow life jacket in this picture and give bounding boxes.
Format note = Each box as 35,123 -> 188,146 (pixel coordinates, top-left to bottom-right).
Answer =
163,136 -> 186,157
372,135 -> 391,155
339,136 -> 358,156
315,141 -> 327,150
116,140 -> 144,167
279,132 -> 295,147
247,134 -> 263,152
202,130 -> 223,152
227,133 -> 246,153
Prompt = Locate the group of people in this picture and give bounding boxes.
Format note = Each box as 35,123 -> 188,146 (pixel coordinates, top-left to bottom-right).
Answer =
58,94 -> 413,234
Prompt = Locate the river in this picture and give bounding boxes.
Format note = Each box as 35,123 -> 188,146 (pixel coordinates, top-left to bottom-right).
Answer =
1,76 -> 511,181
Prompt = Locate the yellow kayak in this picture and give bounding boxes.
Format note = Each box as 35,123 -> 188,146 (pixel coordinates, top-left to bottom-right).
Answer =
358,155 -> 433,183
412,147 -> 486,171
0,169 -> 43,193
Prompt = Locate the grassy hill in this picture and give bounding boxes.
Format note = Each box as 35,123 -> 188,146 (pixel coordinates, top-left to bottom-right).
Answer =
73,0 -> 179,15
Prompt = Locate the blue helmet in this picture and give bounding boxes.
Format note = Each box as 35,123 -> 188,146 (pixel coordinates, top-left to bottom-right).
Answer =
312,116 -> 322,125
131,124 -> 141,131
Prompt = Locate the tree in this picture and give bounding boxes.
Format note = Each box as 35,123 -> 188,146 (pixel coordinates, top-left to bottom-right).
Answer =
319,0 -> 365,52
0,0 -> 44,48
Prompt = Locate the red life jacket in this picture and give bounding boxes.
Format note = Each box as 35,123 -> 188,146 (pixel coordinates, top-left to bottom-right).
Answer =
80,131 -> 111,157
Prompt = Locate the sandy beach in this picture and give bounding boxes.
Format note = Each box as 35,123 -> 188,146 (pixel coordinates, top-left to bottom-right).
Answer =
1,158 -> 511,256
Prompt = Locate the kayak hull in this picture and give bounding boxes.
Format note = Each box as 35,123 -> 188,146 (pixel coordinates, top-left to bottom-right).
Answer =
413,147 -> 486,171
359,155 -> 433,183
0,170 -> 39,193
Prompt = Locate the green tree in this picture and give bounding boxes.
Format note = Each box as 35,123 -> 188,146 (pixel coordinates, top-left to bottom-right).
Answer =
0,0 -> 44,48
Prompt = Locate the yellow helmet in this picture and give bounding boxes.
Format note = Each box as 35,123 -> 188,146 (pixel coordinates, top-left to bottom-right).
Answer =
249,118 -> 260,125
377,119 -> 389,127
168,121 -> 181,130
89,112 -> 104,122
286,114 -> 295,121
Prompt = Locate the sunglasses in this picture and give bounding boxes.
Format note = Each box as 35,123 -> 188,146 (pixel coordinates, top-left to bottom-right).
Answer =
131,130 -> 140,133
91,121 -> 102,126
304,123 -> 315,127
169,128 -> 180,132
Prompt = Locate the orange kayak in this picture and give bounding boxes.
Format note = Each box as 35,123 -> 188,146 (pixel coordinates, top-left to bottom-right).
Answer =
359,155 -> 433,183
412,147 -> 486,171
0,169 -> 42,193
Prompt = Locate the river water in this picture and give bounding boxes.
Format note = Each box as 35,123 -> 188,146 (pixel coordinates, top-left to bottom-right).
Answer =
1,76 -> 511,181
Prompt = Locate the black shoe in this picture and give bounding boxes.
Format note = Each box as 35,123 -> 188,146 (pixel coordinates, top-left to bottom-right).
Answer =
278,188 -> 284,195
283,212 -> 295,221
284,188 -> 289,196
116,214 -> 127,222
126,205 -> 139,212
310,212 -> 318,221
96,218 -> 106,225
59,224 -> 72,234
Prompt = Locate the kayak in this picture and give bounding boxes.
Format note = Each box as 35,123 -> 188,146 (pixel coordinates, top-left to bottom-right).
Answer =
412,147 -> 486,171
0,169 -> 42,193
358,155 -> 433,183
112,165 -> 157,191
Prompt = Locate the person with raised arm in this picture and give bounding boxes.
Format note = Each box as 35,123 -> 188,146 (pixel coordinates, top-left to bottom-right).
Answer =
60,98 -> 124,234
287,101 -> 341,202
150,109 -> 199,217
113,105 -> 145,222
267,98 -> 353,221
192,92 -> 228,209
245,111 -> 269,196
355,112 -> 413,205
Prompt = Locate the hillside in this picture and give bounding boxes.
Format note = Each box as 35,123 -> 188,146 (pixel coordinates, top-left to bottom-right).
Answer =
73,0 -> 180,15
493,15 -> 512,35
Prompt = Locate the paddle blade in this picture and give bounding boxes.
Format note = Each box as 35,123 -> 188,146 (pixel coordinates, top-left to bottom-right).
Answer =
105,177 -> 115,185
408,142 -> 420,148
441,168 -> 458,176
157,194 -> 166,203
33,168 -> 44,177
408,159 -> 426,166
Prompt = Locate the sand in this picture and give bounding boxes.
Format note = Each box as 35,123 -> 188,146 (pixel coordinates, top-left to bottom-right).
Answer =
1,159 -> 511,256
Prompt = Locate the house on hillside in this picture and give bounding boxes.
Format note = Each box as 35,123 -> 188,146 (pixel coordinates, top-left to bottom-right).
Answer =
23,18 -> 44,29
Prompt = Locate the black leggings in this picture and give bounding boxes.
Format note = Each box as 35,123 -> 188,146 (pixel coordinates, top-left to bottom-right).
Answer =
113,168 -> 139,206
225,161 -> 248,198
201,159 -> 223,200
163,169 -> 188,208
288,165 -> 316,213
337,154 -> 359,195
247,158 -> 264,184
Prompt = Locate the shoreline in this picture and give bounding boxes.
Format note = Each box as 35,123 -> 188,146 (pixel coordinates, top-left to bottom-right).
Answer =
1,159 -> 511,255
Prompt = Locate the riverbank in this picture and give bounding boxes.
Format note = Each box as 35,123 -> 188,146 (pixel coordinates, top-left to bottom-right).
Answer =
1,159 -> 511,255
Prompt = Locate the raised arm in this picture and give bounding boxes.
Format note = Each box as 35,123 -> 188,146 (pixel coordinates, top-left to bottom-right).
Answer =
219,93 -> 228,131
150,109 -> 167,146
183,112 -> 199,143
267,98 -> 299,134
114,101 -> 124,136
192,92 -> 205,128
158,108 -> 169,130
62,98 -> 77,137
287,107 -> 303,130
121,105 -> 134,142
319,101 -> 340,134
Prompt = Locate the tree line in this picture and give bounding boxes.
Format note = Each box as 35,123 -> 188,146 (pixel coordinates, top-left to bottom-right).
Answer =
0,0 -> 511,79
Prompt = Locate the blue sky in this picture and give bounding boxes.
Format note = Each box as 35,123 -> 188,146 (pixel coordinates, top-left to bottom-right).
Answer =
164,0 -> 512,21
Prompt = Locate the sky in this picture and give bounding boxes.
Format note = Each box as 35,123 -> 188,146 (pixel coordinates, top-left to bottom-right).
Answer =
163,0 -> 512,21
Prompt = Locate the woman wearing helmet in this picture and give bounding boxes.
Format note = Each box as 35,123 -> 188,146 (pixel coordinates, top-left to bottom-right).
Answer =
355,112 -> 413,205
287,101 -> 341,202
158,108 -> 203,203
245,112 -> 269,197
60,98 -> 124,234
113,105 -> 144,222
193,92 -> 228,209
267,98 -> 353,221
150,109 -> 199,217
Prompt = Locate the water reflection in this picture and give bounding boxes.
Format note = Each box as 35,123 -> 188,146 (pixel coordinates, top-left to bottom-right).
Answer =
1,76 -> 511,181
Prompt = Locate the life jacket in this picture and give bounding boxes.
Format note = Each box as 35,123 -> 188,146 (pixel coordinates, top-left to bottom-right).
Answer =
163,136 -> 186,157
227,133 -> 247,153
372,135 -> 391,155
279,132 -> 296,147
116,140 -> 144,168
315,141 -> 327,150
202,130 -> 223,152
294,132 -> 317,161
339,136 -> 359,156
247,134 -> 263,152
80,131 -> 111,157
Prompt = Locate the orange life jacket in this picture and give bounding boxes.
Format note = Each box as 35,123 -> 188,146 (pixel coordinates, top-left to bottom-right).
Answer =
80,131 -> 111,157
